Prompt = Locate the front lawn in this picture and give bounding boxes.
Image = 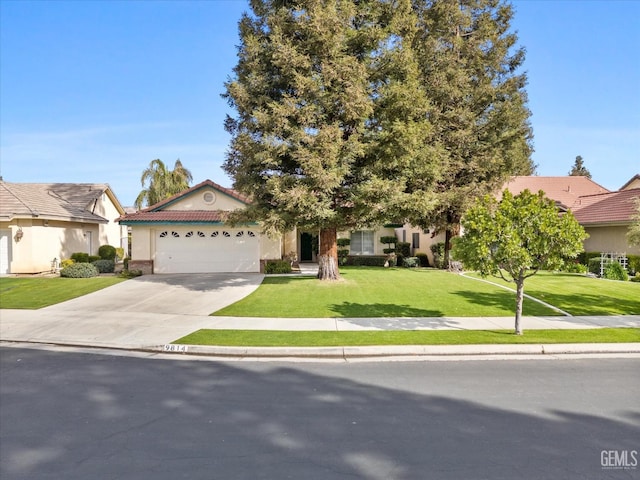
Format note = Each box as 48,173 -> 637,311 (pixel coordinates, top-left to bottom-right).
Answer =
466,272 -> 640,316
213,267 -> 559,317
0,276 -> 126,309
174,328 -> 640,346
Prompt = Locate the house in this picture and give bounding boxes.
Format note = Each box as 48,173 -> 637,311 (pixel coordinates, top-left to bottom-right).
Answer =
118,179 -> 396,274
0,181 -> 127,274
396,175 -> 640,264
503,175 -> 639,256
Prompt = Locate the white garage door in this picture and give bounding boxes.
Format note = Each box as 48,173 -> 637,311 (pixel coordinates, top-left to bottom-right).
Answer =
154,228 -> 260,273
0,230 -> 10,275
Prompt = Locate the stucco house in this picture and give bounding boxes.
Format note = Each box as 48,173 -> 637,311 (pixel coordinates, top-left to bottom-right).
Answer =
0,181 -> 127,274
118,179 -> 396,274
396,175 -> 640,264
503,175 -> 639,255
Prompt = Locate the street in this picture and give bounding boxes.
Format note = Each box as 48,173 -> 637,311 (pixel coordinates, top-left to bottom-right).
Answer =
1,347 -> 638,479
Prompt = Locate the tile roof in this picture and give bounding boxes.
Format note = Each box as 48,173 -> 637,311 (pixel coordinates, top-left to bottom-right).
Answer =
572,188 -> 640,225
118,179 -> 249,224
0,181 -> 114,223
503,176 -> 610,209
119,210 -> 228,223
144,179 -> 250,212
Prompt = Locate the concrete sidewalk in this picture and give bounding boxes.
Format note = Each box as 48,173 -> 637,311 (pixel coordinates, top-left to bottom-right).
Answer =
1,308 -> 639,360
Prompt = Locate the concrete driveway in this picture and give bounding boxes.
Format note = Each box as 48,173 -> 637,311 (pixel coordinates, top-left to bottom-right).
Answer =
0,273 -> 264,348
45,273 -> 264,316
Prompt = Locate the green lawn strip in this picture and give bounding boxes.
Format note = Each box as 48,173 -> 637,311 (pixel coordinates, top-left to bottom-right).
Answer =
0,277 -> 126,309
213,267 -> 558,318
174,328 -> 640,347
465,272 -> 640,316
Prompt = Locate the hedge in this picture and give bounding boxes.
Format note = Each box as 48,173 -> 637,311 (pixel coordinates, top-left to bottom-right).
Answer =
60,263 -> 99,278
344,255 -> 388,267
264,260 -> 292,274
92,259 -> 115,273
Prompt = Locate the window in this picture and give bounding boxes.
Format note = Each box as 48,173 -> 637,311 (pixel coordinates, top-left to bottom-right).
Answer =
412,232 -> 420,249
350,231 -> 374,255
203,191 -> 216,204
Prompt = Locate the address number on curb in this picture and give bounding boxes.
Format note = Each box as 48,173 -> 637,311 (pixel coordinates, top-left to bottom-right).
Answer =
164,344 -> 188,353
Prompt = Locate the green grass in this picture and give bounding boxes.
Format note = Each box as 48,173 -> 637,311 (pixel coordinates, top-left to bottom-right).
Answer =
466,272 -> 640,316
213,267 -> 611,318
174,328 -> 640,346
0,277 -> 127,309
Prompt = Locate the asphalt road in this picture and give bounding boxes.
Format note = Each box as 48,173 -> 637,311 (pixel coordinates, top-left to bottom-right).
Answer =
1,347 -> 638,480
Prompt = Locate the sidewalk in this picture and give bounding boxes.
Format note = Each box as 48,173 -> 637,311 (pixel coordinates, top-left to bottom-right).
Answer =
1,308 -> 639,360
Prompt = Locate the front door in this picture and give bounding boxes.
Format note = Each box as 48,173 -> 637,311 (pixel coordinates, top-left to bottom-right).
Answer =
300,232 -> 314,262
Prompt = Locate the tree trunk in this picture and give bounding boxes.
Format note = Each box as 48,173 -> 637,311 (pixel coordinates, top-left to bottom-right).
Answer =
444,228 -> 453,269
317,227 -> 340,281
514,277 -> 524,335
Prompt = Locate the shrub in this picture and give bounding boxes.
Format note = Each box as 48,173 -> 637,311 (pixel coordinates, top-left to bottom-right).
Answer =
382,248 -> 396,254
98,245 -> 117,260
588,258 -> 603,275
119,269 -> 142,278
397,242 -> 411,257
344,255 -> 387,267
338,249 -> 350,266
337,238 -> 351,247
577,251 -> 601,266
416,253 -> 430,267
630,273 -> 640,283
603,262 -> 628,281
61,259 -> 75,269
562,261 -> 588,274
402,256 -> 420,268
123,257 -> 130,270
88,255 -> 101,262
71,252 -> 90,263
627,254 -> 640,276
264,260 -> 292,274
92,259 -> 115,273
430,242 -> 446,269
115,247 -> 125,261
60,262 -> 99,278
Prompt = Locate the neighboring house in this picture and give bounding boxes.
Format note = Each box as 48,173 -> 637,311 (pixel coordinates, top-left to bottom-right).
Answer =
397,175 -> 640,264
118,179 -> 396,274
503,175 -> 639,256
0,181 -> 127,274
572,188 -> 640,255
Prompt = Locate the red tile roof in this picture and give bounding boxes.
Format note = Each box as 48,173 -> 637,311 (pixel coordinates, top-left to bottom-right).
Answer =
118,179 -> 247,224
572,188 -> 640,225
503,176 -> 610,209
119,210 -> 228,223
144,179 -> 250,212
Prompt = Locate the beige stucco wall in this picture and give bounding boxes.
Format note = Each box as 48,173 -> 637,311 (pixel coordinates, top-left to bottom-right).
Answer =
393,225 -> 446,265
0,193 -> 126,274
0,219 -> 101,273
583,225 -> 640,255
94,193 -> 128,255
164,187 -> 245,211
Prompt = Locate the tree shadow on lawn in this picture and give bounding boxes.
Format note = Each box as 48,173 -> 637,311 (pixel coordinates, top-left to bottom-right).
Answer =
329,301 -> 443,319
522,290 -> 640,316
451,290 -> 559,316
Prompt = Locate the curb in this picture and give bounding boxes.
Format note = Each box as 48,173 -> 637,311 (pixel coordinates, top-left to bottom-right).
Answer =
3,340 -> 639,361
156,343 -> 640,359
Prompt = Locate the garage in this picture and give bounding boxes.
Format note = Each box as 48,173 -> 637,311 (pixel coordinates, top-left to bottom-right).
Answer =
0,229 -> 11,275
154,227 -> 260,274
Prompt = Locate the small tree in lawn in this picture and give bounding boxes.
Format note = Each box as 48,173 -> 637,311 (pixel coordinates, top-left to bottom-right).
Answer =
453,190 -> 587,335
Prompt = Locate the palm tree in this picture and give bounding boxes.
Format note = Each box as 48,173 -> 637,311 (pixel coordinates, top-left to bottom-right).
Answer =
134,159 -> 193,209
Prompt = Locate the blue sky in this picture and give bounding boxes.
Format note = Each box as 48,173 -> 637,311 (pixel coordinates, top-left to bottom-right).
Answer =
1,0 -> 638,207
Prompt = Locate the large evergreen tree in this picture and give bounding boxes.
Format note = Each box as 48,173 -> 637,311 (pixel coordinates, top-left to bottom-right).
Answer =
403,0 -> 535,266
568,155 -> 591,178
224,0 -> 427,280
